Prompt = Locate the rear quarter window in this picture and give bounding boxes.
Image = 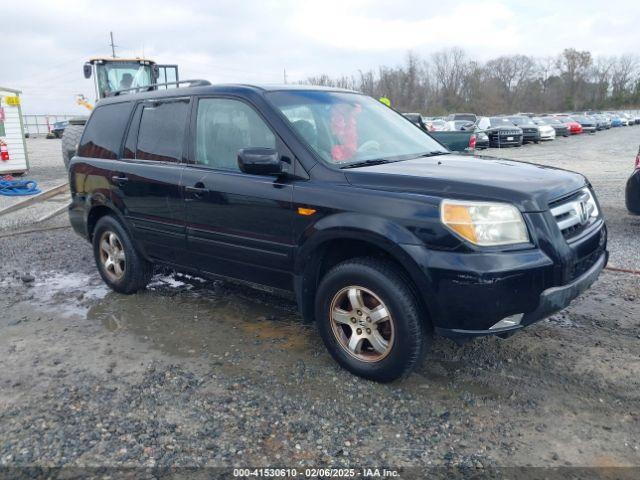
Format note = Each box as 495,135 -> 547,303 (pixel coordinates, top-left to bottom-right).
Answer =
78,102 -> 133,159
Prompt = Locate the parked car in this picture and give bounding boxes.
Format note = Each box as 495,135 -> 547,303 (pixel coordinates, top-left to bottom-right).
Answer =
447,120 -> 475,131
403,114 -> 476,152
69,84 -> 607,382
536,117 -> 569,137
610,115 -> 624,127
596,114 -> 611,129
427,119 -> 449,131
51,120 -> 69,138
508,116 -> 541,143
531,118 -> 556,141
555,115 -> 584,134
476,116 -> 523,147
474,129 -> 490,149
622,113 -> 637,125
626,145 -> 640,215
446,113 -> 477,123
572,115 -> 597,134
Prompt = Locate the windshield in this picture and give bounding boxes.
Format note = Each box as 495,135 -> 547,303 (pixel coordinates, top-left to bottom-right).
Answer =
267,90 -> 448,166
509,116 -> 535,126
489,117 -> 516,127
96,62 -> 153,97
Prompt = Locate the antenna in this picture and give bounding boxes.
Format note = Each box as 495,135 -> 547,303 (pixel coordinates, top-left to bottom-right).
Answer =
109,31 -> 118,58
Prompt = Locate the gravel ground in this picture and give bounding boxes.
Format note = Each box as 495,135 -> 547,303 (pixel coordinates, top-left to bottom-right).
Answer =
0,128 -> 639,476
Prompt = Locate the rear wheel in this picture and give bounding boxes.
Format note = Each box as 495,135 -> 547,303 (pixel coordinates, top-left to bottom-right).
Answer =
93,215 -> 153,294
315,258 -> 429,382
61,121 -> 85,169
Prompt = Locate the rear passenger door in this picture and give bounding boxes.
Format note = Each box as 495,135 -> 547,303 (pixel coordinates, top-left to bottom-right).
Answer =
181,96 -> 295,289
111,97 -> 190,263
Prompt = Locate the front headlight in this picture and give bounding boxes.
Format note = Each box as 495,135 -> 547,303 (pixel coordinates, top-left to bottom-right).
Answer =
440,200 -> 529,246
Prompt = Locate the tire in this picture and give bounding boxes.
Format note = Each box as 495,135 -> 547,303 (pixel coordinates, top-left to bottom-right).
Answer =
61,122 -> 85,169
92,215 -> 153,294
315,257 -> 429,382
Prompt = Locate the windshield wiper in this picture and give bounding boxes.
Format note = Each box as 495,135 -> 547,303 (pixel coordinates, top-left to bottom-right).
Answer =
417,151 -> 450,157
340,159 -> 393,169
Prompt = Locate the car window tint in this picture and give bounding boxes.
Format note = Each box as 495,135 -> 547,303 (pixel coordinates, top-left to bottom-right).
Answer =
279,105 -> 319,150
78,103 -> 132,159
123,104 -> 143,159
136,99 -> 189,162
195,98 -> 276,171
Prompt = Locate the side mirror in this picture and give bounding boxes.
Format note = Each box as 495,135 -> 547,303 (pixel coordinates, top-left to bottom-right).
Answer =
83,63 -> 92,79
237,148 -> 282,175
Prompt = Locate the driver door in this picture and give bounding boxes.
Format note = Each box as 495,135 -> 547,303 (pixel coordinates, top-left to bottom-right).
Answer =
181,96 -> 296,289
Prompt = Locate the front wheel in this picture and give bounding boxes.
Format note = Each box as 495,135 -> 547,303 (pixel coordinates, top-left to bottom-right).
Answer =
315,258 -> 429,382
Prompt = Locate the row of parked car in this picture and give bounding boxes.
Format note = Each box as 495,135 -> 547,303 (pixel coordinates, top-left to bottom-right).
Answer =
406,111 -> 640,150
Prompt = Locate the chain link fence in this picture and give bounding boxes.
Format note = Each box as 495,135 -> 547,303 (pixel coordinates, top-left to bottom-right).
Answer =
22,114 -> 77,138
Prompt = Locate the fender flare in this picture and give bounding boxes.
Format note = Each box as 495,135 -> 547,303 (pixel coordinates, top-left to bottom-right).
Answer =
84,195 -> 151,262
293,213 -> 435,324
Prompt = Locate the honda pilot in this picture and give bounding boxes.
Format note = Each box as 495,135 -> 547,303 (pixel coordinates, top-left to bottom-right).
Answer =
68,83 -> 607,382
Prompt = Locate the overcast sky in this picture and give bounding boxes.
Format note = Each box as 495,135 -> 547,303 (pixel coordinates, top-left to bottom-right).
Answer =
4,0 -> 640,114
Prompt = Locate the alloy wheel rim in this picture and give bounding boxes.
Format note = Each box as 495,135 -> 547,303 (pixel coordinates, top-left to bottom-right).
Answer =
99,231 -> 126,281
329,286 -> 395,362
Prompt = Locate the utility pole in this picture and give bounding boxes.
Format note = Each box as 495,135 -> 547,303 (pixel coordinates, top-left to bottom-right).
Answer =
109,31 -> 117,58
283,67 -> 287,84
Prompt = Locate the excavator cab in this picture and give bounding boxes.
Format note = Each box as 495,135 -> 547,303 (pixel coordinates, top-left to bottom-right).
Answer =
82,58 -> 179,102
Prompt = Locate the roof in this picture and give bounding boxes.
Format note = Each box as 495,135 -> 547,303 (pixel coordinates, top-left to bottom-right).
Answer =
88,57 -> 155,64
98,82 -> 360,105
0,86 -> 22,94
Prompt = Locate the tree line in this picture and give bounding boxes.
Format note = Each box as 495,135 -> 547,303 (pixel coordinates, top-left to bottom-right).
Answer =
302,48 -> 640,115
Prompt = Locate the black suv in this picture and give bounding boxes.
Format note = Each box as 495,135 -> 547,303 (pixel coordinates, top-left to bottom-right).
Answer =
68,83 -> 608,382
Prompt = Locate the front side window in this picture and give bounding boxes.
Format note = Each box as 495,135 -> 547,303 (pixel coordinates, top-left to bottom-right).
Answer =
267,90 -> 447,166
78,102 -> 132,159
195,98 -> 276,171
136,99 -> 189,163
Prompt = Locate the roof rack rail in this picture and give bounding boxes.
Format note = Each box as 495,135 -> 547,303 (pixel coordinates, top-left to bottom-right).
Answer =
107,79 -> 211,97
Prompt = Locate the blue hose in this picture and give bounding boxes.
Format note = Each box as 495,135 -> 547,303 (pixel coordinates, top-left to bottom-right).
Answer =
0,179 -> 42,196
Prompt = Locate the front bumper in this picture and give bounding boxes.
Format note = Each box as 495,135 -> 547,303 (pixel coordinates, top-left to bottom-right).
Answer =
402,215 -> 607,338
435,251 -> 607,338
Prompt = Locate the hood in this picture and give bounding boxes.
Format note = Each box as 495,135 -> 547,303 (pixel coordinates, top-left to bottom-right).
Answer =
344,154 -> 587,212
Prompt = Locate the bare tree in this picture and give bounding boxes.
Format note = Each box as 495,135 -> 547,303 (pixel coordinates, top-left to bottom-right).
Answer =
302,47 -> 640,115
485,55 -> 535,111
611,55 -> 639,105
556,48 -> 593,109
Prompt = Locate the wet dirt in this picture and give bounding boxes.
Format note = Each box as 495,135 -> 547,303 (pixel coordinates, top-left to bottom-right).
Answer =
1,237 -> 638,470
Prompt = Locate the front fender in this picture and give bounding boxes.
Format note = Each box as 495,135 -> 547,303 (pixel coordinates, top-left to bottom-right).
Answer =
293,213 -> 438,323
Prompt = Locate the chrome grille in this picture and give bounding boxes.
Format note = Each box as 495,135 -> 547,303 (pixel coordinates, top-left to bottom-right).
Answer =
550,189 -> 598,239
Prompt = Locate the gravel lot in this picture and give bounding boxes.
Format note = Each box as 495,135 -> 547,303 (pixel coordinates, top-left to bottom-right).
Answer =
0,129 -> 639,475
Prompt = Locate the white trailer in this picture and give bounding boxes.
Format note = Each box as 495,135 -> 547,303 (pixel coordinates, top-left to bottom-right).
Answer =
0,87 -> 29,175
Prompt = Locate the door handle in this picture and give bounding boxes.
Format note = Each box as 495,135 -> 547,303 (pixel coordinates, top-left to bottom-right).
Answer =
185,183 -> 209,200
111,174 -> 128,185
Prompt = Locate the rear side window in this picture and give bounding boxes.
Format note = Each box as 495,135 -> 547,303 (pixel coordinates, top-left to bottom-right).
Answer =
78,103 -> 132,159
135,99 -> 190,163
